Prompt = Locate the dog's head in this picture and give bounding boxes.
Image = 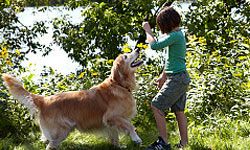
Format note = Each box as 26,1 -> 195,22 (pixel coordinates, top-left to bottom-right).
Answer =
111,48 -> 143,91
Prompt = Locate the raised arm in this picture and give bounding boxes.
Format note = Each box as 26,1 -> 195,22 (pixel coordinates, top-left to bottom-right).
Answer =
142,22 -> 156,44
142,21 -> 178,50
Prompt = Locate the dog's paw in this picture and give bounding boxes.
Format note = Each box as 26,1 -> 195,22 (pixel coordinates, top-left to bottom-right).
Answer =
130,132 -> 142,144
46,145 -> 57,150
133,137 -> 142,145
40,135 -> 49,144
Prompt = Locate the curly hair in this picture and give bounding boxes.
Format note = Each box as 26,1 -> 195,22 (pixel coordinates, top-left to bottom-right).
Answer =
156,7 -> 181,34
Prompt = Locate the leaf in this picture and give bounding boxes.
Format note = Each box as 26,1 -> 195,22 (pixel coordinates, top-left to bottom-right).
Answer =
123,47 -> 131,53
238,56 -> 247,61
27,74 -> 35,81
107,59 -> 114,64
78,72 -> 85,78
122,43 -> 132,53
242,43 -> 249,49
233,73 -> 242,77
92,72 -> 98,76
15,49 -> 21,56
1,47 -> 8,59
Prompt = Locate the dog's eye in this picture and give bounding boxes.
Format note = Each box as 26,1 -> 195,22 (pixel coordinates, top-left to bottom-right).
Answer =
124,55 -> 128,59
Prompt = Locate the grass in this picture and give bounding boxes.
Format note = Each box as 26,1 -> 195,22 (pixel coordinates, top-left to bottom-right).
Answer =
0,118 -> 249,150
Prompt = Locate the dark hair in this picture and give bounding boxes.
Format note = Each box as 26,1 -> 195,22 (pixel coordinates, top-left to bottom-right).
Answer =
156,7 -> 181,34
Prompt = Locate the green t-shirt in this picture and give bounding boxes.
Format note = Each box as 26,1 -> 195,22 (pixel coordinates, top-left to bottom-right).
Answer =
150,30 -> 186,73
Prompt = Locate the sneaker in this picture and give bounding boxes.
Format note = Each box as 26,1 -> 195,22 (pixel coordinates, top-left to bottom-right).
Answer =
145,136 -> 171,150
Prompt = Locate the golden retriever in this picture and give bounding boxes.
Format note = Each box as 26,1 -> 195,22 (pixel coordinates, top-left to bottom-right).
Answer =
2,49 -> 143,150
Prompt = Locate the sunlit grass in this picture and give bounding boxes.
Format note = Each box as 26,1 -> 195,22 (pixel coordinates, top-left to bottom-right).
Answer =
0,118 -> 249,150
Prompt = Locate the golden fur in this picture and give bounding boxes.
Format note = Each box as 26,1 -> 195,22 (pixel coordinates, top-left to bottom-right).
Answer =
2,49 -> 143,149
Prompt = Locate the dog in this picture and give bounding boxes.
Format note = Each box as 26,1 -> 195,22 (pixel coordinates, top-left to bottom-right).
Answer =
2,49 -> 143,150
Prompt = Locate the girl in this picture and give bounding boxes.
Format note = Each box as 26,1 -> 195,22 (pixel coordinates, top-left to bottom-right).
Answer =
143,6 -> 190,150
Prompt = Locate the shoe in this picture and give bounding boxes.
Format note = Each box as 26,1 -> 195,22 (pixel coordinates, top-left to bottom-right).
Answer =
145,136 -> 171,150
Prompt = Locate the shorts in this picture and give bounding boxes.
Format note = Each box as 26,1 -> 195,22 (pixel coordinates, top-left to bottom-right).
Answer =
151,71 -> 190,112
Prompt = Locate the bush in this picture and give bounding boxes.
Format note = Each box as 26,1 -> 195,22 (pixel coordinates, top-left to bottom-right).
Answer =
184,0 -> 250,121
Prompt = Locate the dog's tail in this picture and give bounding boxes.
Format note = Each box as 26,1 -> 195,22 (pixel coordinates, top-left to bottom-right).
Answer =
2,74 -> 44,116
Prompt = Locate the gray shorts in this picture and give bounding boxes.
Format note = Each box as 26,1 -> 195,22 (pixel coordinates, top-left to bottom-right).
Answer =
151,71 -> 190,112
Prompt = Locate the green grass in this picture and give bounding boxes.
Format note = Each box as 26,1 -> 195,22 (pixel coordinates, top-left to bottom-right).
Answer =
0,118 -> 249,150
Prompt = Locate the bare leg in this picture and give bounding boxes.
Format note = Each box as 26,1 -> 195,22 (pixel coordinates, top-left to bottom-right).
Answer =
151,104 -> 168,143
175,111 -> 188,145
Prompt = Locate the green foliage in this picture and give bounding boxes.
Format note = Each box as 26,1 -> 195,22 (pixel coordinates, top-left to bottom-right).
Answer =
133,58 -> 162,128
184,0 -> 250,121
24,0 -> 66,6
0,2 -> 62,141
0,0 -> 250,149
0,45 -> 37,142
52,0 -> 169,66
0,1 -> 51,59
0,76 -> 38,143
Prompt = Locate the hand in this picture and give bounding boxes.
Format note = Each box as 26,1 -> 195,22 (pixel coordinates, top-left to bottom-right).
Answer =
142,22 -> 151,32
155,72 -> 167,89
142,21 -> 155,43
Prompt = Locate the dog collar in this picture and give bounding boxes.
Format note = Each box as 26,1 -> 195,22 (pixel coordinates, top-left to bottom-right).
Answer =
110,79 -> 131,92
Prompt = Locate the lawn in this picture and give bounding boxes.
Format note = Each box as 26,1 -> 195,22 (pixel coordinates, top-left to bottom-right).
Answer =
0,117 -> 249,150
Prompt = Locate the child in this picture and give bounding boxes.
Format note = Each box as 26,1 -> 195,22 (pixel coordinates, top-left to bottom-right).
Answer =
142,6 -> 190,150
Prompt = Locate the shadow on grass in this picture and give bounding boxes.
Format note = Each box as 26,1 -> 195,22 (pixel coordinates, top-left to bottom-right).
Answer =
188,141 -> 211,150
55,128 -> 154,150
60,141 -> 143,150
0,127 -> 155,150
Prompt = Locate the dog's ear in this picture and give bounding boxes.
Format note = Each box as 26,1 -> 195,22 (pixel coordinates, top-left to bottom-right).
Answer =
112,63 -> 123,83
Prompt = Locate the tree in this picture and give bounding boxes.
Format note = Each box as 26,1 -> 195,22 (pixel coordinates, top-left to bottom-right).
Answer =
184,0 -> 250,120
0,0 -> 51,141
0,0 -> 51,60
52,0 -> 175,66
